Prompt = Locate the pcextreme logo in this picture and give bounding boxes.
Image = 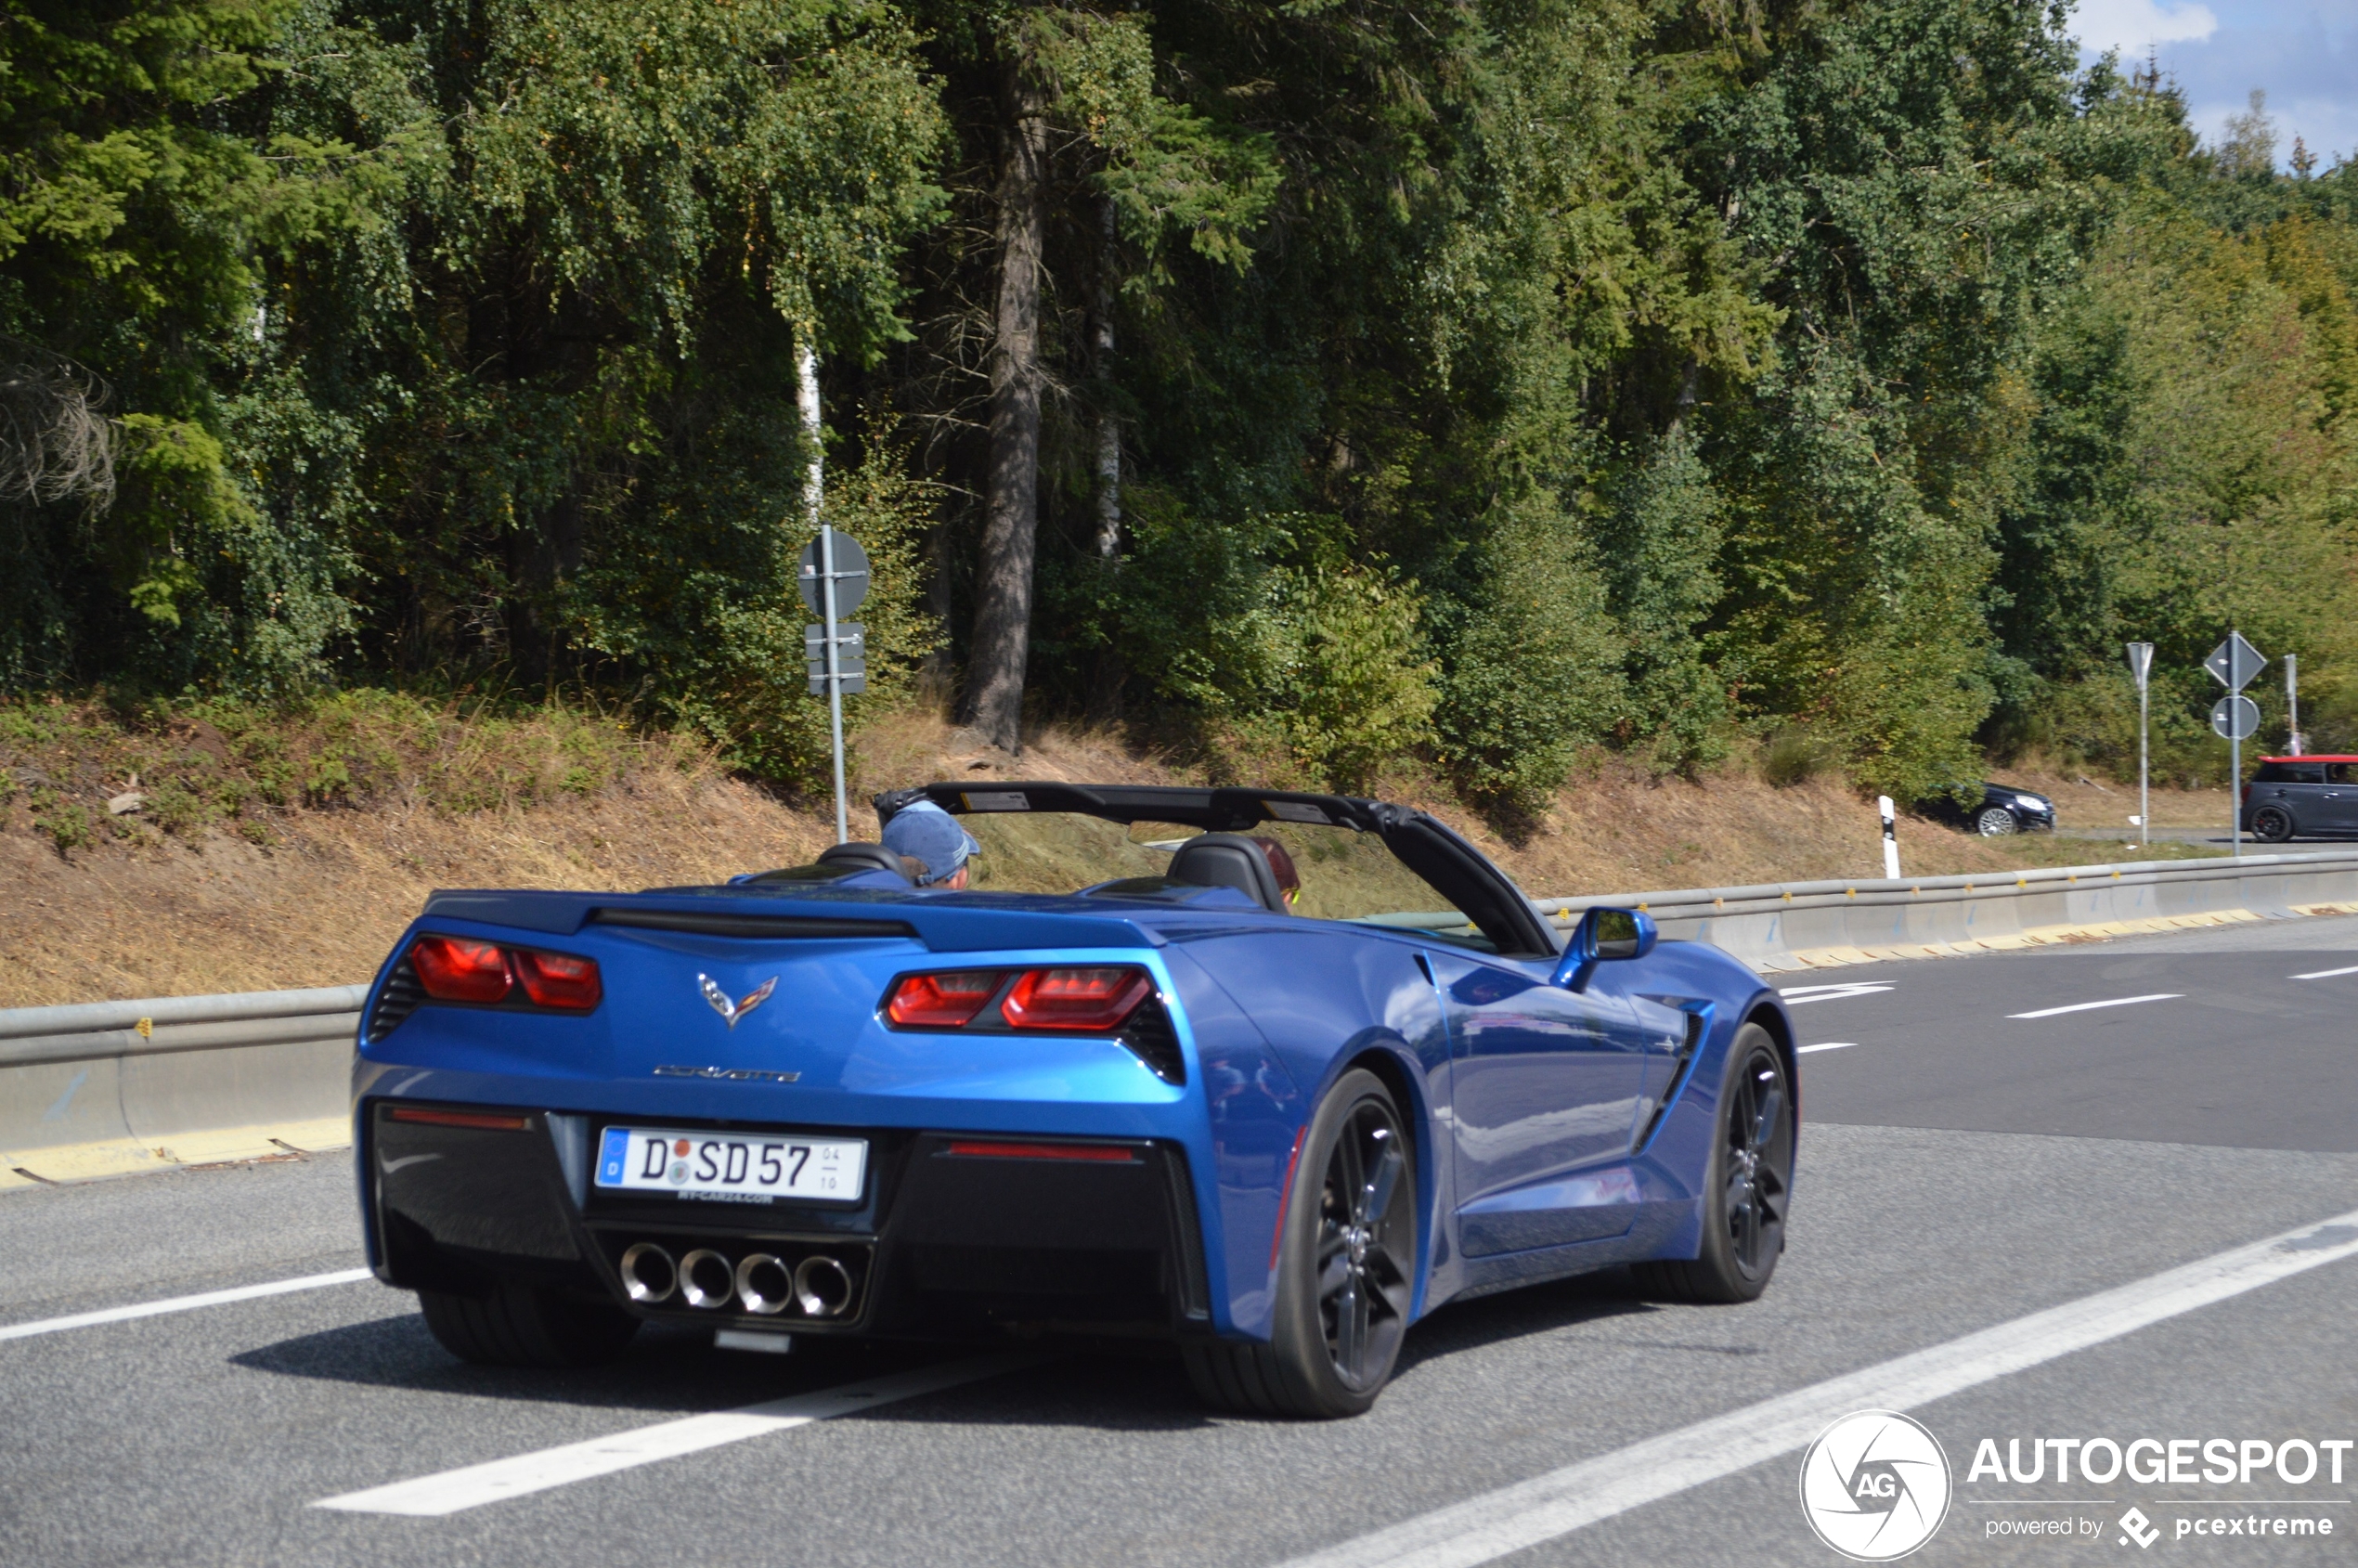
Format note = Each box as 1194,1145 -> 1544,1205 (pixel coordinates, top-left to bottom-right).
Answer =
1800,1410 -> 1954,1561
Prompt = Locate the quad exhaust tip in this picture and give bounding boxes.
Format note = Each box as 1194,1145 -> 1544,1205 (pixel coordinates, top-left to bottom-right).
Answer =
625,1242 -> 854,1317
619,1242 -> 676,1304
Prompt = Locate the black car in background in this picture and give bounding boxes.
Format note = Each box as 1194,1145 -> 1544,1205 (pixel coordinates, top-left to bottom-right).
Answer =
1921,782 -> 2057,836
2242,756 -> 2358,842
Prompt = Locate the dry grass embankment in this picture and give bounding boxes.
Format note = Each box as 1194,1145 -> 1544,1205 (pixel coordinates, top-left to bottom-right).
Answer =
1,697 -> 2233,1008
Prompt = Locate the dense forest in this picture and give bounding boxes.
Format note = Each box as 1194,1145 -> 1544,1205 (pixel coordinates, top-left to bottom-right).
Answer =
3,0 -> 2353,818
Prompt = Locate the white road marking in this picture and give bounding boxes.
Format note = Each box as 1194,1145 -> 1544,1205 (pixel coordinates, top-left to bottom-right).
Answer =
313,1355 -> 1033,1516
1777,983 -> 1894,1005
2007,992 -> 2180,1019
2290,964 -> 2358,980
1795,1043 -> 1858,1055
0,1267 -> 375,1344
1272,1206 -> 2358,1568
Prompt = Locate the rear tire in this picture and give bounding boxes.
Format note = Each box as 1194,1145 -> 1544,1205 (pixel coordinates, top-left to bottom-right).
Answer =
1185,1068 -> 1417,1419
2250,805 -> 2295,844
418,1284 -> 641,1368
1633,1024 -> 1794,1305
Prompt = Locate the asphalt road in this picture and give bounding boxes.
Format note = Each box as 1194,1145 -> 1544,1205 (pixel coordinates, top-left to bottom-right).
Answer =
4,917 -> 2355,1568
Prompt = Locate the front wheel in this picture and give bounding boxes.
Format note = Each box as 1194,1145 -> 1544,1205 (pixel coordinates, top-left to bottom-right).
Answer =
2250,805 -> 2295,844
1633,1024 -> 1794,1304
1975,805 -> 2019,836
1185,1068 -> 1417,1419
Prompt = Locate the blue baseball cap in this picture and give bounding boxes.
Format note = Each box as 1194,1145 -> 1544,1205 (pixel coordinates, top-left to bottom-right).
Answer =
880,799 -> 981,886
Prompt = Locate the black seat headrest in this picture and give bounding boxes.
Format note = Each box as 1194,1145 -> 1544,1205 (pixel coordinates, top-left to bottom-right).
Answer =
1167,833 -> 1287,914
815,841 -> 911,878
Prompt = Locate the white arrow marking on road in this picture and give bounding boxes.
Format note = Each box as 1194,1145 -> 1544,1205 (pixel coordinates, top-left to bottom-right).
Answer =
2290,965 -> 2358,980
312,1355 -> 1036,1516
1271,1207 -> 2358,1568
0,1267 -> 374,1343
1795,1043 -> 1859,1054
2006,992 -> 2180,1019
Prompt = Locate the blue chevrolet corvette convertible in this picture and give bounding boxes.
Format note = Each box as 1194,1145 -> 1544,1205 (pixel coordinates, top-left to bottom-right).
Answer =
354,783 -> 1796,1418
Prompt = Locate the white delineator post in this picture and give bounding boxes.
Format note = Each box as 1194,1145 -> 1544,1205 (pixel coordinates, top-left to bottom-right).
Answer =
1878,796 -> 1900,881
2127,641 -> 2154,849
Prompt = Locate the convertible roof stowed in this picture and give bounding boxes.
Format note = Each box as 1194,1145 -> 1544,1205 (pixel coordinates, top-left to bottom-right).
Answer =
875,782 -> 1559,959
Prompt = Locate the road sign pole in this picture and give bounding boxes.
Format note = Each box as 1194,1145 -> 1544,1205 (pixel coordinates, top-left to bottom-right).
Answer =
822,525 -> 848,845
2230,629 -> 2240,861
2128,641 -> 2153,851
2286,653 -> 2301,755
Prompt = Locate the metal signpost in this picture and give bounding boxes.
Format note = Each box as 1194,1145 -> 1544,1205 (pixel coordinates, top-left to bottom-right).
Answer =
2205,630 -> 2266,860
797,527 -> 870,844
2126,641 -> 2154,849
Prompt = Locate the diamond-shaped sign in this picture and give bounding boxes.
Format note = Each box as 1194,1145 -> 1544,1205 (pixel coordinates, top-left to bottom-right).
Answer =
2204,632 -> 2266,692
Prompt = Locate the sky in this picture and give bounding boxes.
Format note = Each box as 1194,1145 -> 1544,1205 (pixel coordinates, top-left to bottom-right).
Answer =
2066,0 -> 2358,171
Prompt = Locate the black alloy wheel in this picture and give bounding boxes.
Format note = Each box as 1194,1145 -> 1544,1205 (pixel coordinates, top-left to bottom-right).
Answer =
1975,805 -> 2019,836
1634,1024 -> 1794,1304
2250,805 -> 2296,844
1184,1068 -> 1418,1419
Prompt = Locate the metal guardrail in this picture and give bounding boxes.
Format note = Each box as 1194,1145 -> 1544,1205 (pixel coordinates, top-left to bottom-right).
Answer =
5,849 -> 2355,1183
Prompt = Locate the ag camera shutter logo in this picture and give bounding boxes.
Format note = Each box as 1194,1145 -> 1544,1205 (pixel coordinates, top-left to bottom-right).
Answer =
1799,1410 -> 1953,1561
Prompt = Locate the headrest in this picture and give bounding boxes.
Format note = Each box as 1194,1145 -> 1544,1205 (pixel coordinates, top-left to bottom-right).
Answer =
1167,833 -> 1287,914
815,841 -> 911,879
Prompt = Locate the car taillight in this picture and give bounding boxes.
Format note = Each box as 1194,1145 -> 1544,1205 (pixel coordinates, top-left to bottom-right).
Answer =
886,970 -> 1001,1027
1000,967 -> 1153,1031
514,949 -> 602,1010
409,936 -> 512,1003
406,935 -> 601,1011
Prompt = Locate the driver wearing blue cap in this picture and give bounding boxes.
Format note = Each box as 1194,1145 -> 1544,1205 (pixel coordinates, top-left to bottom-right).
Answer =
880,798 -> 981,888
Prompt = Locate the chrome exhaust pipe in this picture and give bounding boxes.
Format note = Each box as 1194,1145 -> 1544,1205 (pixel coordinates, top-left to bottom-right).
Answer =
618,1242 -> 677,1304
793,1254 -> 854,1318
734,1253 -> 793,1316
679,1248 -> 736,1309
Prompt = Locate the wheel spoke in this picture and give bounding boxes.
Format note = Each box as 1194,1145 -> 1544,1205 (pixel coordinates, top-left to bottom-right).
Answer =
1333,1275 -> 1363,1369
1317,1252 -> 1353,1301
1362,1145 -> 1404,1225
1751,1086 -> 1784,1152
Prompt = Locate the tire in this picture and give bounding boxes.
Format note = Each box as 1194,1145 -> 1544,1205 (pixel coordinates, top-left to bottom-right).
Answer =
1974,805 -> 2019,836
1633,1024 -> 1794,1304
2250,806 -> 2296,844
1185,1068 -> 1417,1419
418,1283 -> 641,1368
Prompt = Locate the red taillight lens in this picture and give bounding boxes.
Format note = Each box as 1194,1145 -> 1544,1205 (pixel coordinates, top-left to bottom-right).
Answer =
514,949 -> 602,1010
886,970 -> 1002,1028
409,936 -> 513,1003
999,966 -> 1153,1031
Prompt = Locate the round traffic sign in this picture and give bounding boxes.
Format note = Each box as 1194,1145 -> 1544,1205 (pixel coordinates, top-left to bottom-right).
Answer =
797,531 -> 869,616
2210,694 -> 2260,741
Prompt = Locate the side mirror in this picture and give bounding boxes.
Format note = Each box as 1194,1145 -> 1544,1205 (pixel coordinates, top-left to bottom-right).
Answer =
1551,907 -> 1658,991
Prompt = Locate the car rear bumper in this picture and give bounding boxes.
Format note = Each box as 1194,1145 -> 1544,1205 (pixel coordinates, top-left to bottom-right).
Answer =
363,1100 -> 1214,1341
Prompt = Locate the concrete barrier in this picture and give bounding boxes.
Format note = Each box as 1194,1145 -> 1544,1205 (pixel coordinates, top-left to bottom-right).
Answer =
6,849 -> 2356,1186
0,986 -> 360,1187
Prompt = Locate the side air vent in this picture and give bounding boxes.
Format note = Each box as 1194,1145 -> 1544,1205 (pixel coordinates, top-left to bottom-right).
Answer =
368,953 -> 425,1042
1118,999 -> 1185,1085
590,910 -> 917,940
1633,1006 -> 1709,1153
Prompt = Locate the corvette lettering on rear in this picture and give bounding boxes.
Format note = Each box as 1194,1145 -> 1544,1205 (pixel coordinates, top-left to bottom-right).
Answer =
650,1064 -> 800,1082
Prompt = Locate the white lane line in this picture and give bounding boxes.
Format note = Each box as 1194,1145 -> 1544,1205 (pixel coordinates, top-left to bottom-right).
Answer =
1273,1206 -> 2358,1568
1777,983 -> 1894,1005
0,1267 -> 375,1344
313,1354 -> 1034,1516
2007,992 -> 2180,1019
2291,964 -> 2358,980
1795,1043 -> 1858,1055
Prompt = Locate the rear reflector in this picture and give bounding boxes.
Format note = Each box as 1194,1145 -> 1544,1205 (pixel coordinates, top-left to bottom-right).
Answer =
998,967 -> 1152,1032
943,1140 -> 1138,1162
386,1107 -> 532,1132
885,970 -> 1002,1028
409,935 -> 512,1003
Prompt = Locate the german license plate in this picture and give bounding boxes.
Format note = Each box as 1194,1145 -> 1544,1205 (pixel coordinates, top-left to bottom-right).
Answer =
595,1125 -> 867,1203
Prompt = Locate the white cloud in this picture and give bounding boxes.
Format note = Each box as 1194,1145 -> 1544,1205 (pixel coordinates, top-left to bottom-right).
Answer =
2068,0 -> 2221,57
